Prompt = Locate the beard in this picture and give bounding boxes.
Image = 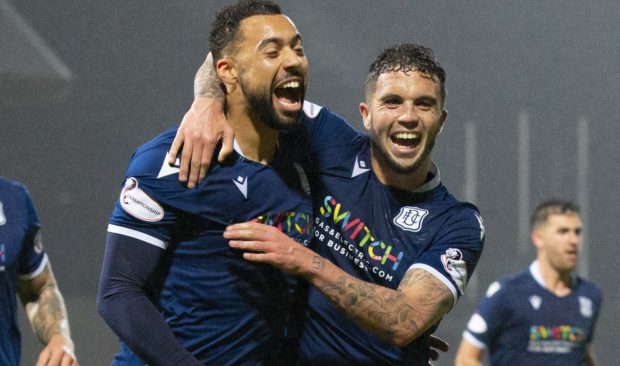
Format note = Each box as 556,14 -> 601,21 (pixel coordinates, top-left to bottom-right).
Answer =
239,73 -> 304,131
369,121 -> 438,175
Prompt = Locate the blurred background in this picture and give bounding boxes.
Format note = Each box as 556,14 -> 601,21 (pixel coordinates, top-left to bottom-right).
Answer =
2,0 -> 618,364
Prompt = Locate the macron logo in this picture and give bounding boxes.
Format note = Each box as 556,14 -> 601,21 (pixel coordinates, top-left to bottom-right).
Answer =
352,155 -> 370,178
233,176 -> 248,199
157,152 -> 181,179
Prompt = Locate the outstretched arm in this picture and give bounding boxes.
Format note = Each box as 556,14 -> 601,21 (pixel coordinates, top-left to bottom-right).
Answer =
17,262 -> 78,366
224,222 -> 453,347
169,52 -> 234,188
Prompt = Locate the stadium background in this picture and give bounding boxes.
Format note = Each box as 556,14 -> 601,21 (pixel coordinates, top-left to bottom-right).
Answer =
2,1 -> 618,364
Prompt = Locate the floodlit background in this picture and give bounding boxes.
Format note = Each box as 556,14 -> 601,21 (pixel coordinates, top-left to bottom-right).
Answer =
2,1 -> 618,364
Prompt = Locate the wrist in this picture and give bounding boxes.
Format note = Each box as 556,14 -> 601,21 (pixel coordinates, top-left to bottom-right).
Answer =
190,96 -> 223,113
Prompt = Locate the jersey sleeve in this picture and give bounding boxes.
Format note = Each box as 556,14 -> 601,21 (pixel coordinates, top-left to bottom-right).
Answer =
463,280 -> 508,349
409,204 -> 485,306
17,184 -> 48,279
108,140 -> 187,250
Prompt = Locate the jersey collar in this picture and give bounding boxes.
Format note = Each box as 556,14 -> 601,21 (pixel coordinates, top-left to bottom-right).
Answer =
411,161 -> 441,193
529,260 -> 577,289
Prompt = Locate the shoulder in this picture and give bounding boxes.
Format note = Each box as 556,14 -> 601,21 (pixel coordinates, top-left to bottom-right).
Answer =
484,269 -> 529,298
126,127 -> 178,178
0,177 -> 32,202
301,101 -> 364,141
576,277 -> 603,302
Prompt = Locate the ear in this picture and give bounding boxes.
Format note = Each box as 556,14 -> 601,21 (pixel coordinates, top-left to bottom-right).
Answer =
437,109 -> 448,135
531,229 -> 543,250
359,102 -> 371,130
216,58 -> 238,92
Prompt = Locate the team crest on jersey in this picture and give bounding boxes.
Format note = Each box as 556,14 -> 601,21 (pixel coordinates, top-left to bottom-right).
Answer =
293,163 -> 311,195
579,296 -> 593,318
529,295 -> 542,310
120,178 -> 164,222
393,206 -> 428,232
441,248 -> 467,294
0,201 -> 6,225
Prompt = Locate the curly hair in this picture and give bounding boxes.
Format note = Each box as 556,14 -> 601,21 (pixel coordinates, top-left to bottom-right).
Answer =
209,0 -> 282,61
530,199 -> 580,229
365,43 -> 446,107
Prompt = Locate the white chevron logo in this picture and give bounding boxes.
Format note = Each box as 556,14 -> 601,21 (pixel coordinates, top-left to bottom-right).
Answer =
529,295 -> 542,310
157,152 -> 181,179
233,176 -> 248,199
351,155 -> 370,178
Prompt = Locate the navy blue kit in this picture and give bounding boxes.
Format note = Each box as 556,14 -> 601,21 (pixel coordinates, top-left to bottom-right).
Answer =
0,178 -> 48,366
463,261 -> 602,366
99,126 -> 313,365
294,103 -> 485,365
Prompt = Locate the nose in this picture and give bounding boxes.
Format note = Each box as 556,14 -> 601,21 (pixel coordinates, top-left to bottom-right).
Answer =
398,102 -> 420,125
282,47 -> 304,70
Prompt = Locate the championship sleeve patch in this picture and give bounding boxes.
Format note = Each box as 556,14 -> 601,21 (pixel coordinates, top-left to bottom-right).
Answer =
441,248 -> 467,295
119,178 -> 164,222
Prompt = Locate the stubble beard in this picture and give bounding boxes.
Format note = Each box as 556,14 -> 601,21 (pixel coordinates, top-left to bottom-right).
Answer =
240,75 -> 302,131
369,123 -> 438,175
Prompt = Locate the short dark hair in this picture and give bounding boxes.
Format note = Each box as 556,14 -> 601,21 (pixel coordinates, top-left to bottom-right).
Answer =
209,0 -> 282,61
530,199 -> 580,229
365,43 -> 446,107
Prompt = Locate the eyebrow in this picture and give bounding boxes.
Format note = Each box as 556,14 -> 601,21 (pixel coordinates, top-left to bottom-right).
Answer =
257,33 -> 303,50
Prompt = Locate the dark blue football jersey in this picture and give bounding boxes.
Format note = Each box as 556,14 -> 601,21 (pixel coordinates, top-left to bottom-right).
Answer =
464,261 -> 602,366
0,178 -> 47,366
296,103 -> 485,365
107,126 -> 313,365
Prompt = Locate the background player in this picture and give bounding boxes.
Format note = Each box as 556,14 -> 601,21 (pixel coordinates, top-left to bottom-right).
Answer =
175,41 -> 485,364
96,1 -> 314,364
455,200 -> 601,365
0,177 -> 78,366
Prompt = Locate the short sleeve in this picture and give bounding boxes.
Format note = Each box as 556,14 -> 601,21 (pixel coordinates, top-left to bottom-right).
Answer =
17,185 -> 47,279
108,142 -> 184,250
463,280 -> 508,349
410,205 -> 485,304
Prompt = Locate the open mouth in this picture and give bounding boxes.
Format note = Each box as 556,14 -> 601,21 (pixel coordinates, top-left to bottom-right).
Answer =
274,79 -> 303,113
391,132 -> 421,149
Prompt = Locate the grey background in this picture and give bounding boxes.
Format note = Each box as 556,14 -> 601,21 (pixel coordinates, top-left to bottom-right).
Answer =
2,1 -> 618,364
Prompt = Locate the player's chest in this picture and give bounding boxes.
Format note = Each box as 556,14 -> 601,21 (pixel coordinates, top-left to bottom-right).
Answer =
313,192 -> 441,285
0,213 -> 27,271
509,292 -> 595,339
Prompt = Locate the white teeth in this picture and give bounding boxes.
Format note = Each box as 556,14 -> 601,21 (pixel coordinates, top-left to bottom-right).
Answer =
394,133 -> 419,140
281,81 -> 300,89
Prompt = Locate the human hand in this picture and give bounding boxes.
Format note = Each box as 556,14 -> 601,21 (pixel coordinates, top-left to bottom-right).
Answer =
36,334 -> 78,366
427,334 -> 449,364
168,97 -> 234,188
225,222 -> 314,275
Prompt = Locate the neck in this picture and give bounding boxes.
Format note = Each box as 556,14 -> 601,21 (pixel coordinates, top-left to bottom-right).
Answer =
536,258 -> 573,296
226,98 -> 279,164
370,149 -> 431,191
